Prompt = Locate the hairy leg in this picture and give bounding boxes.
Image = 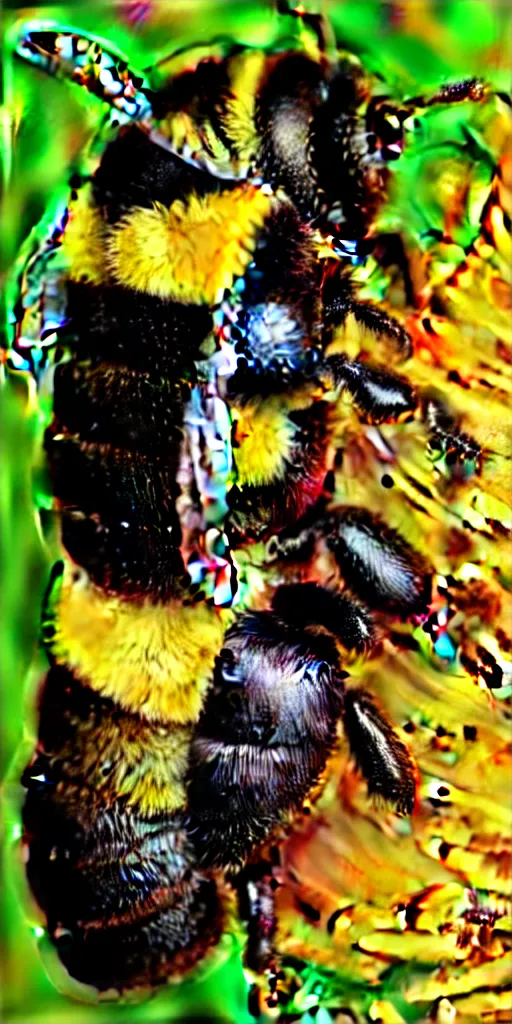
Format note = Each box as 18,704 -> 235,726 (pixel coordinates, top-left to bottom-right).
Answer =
266,505 -> 432,616
271,581 -> 375,653
321,273 -> 413,359
324,354 -> 417,424
342,687 -> 417,814
236,862 -> 279,975
271,589 -> 417,813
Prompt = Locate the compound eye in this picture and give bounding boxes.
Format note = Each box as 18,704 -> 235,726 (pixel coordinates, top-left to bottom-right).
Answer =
221,663 -> 243,685
214,647 -> 244,687
220,656 -> 244,687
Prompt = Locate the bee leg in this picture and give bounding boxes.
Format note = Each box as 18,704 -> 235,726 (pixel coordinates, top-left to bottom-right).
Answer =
342,687 -> 417,814
272,583 -> 417,814
236,862 -> 279,977
349,300 -> 413,358
267,506 -> 432,617
271,581 -> 375,653
405,78 -> 487,110
325,355 -> 483,473
324,505 -> 432,615
323,354 -> 418,424
241,870 -> 282,1016
422,393 -> 483,479
264,499 -> 329,563
322,277 -> 412,358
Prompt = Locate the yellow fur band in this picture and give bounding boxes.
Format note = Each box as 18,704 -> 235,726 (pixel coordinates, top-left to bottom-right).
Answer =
52,566 -> 231,724
108,185 -> 272,303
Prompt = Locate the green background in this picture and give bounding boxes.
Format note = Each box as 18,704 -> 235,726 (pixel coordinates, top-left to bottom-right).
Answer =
1,2 -> 511,1022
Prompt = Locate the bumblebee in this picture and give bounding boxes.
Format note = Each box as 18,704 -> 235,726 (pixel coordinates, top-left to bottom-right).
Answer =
6,4 -> 503,1011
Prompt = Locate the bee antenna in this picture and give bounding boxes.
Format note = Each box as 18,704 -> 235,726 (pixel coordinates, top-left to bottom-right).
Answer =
404,77 -> 489,113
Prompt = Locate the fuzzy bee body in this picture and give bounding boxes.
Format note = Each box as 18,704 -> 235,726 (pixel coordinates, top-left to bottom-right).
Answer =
23,666 -> 222,990
7,12 -> 499,1005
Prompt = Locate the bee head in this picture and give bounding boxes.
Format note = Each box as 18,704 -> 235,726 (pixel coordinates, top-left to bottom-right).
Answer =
257,53 -> 380,238
365,96 -> 410,162
305,59 -> 409,241
213,613 -> 344,746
